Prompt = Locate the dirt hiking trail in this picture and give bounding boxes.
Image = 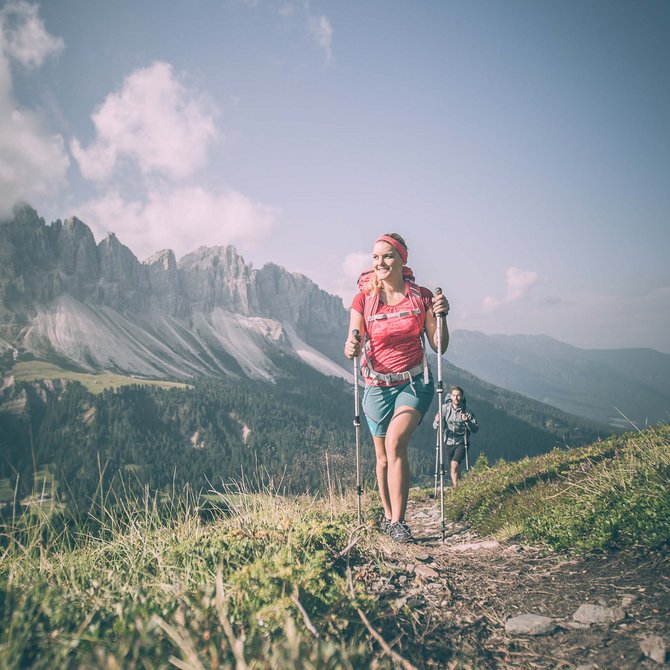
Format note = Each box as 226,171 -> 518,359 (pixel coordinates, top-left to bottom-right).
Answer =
351,497 -> 669,669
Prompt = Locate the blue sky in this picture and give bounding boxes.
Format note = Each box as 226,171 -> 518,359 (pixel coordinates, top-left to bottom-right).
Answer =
1,0 -> 669,353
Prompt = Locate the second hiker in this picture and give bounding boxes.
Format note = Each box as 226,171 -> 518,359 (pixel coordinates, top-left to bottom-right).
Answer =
344,233 -> 449,543
433,386 -> 479,486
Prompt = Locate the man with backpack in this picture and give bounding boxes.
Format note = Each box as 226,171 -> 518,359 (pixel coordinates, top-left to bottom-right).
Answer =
344,233 -> 449,543
433,386 -> 479,486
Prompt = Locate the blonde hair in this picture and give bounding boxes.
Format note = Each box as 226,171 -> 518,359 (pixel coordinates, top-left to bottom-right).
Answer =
368,233 -> 408,296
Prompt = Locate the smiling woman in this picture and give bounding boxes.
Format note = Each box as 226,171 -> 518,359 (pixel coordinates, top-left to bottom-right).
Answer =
343,233 -> 449,543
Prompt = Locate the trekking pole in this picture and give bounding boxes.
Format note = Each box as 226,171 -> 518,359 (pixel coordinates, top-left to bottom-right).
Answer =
433,428 -> 439,499
434,288 -> 446,541
352,329 -> 363,525
464,427 -> 470,472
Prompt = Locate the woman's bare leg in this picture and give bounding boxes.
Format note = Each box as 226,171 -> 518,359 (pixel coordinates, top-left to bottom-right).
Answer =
372,435 -> 391,520
383,406 -> 421,523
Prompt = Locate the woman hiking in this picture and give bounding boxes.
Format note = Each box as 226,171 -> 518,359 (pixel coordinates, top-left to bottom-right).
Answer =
344,233 -> 449,543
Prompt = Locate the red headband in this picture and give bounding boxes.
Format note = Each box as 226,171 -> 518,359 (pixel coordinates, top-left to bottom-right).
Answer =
376,235 -> 408,264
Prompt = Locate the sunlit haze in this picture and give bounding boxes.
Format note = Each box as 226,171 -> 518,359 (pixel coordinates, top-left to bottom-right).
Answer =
2,0 -> 668,353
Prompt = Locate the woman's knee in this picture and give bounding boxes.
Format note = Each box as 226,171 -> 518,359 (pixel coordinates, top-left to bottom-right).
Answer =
375,452 -> 389,468
384,437 -> 408,460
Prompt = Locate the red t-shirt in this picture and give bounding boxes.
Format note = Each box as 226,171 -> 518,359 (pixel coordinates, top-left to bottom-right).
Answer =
351,286 -> 433,382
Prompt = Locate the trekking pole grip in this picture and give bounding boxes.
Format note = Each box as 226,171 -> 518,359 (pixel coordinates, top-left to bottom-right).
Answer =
434,287 -> 445,317
352,329 -> 361,424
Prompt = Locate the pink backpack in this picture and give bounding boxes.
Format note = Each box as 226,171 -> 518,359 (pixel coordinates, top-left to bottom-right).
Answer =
356,267 -> 429,385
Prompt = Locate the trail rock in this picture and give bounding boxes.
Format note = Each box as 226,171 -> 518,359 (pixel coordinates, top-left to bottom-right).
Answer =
406,596 -> 425,608
640,634 -> 667,664
505,614 -> 556,636
573,603 -> 626,625
451,539 -> 500,552
414,552 -> 433,563
414,564 -> 440,580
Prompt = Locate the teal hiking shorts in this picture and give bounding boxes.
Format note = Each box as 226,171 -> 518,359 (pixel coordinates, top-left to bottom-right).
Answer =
362,373 -> 435,437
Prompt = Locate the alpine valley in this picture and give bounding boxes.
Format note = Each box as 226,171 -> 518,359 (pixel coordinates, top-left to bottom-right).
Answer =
1,204 -> 666,509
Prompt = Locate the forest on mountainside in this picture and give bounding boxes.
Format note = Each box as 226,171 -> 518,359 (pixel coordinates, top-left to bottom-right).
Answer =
0,354 -> 609,514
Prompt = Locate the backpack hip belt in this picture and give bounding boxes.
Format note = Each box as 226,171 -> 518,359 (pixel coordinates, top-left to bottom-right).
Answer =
361,351 -> 429,391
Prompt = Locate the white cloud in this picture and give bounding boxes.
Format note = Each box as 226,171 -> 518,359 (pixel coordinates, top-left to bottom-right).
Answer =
0,0 -> 64,69
506,266 -> 539,300
75,186 -> 279,260
278,1 -> 333,62
315,251 -> 370,304
343,251 -> 370,281
0,1 -> 68,218
71,61 -> 217,182
307,13 -> 333,62
483,266 -> 539,312
0,108 -> 69,217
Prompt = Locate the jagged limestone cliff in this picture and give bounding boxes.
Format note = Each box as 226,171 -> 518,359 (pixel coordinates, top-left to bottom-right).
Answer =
0,203 -> 350,382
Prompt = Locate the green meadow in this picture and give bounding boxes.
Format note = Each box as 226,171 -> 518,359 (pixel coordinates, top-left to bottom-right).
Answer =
0,425 -> 668,668
10,361 -> 191,394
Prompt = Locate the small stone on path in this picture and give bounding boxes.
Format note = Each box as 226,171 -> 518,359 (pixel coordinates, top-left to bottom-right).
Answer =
414,552 -> 432,563
640,634 -> 667,664
505,613 -> 556,636
573,603 -> 626,625
450,539 -> 500,552
414,564 -> 440,580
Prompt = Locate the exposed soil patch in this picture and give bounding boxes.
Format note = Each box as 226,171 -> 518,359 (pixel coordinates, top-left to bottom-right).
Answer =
356,498 -> 669,669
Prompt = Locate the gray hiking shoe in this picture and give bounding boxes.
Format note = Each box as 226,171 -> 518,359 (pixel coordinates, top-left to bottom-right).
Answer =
388,521 -> 413,543
380,516 -> 392,533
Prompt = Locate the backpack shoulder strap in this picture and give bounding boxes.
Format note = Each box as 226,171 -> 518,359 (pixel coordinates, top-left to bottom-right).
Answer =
405,279 -> 426,329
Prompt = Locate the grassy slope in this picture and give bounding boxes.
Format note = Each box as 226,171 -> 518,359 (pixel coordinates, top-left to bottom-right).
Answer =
439,423 -> 670,551
10,360 -> 191,394
1,426 -> 668,668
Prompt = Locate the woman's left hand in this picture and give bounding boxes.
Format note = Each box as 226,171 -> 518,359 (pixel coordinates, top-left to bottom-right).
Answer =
433,292 -> 449,317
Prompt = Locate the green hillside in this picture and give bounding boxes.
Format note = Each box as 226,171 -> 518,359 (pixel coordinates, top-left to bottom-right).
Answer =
0,426 -> 667,668
1,355 -> 609,514
11,360 -> 192,393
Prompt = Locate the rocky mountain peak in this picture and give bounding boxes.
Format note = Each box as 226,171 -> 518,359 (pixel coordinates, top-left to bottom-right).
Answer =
145,249 -> 177,273
179,244 -> 259,314
57,216 -> 99,280
0,205 -> 351,380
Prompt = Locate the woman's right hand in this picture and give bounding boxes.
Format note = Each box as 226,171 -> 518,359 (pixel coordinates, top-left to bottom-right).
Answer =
344,332 -> 361,359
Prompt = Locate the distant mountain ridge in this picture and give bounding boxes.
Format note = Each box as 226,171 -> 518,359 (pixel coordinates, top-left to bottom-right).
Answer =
447,330 -> 670,428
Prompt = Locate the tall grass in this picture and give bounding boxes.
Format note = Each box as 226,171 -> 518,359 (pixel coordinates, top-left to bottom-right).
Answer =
443,424 -> 670,551
0,474 -> 399,669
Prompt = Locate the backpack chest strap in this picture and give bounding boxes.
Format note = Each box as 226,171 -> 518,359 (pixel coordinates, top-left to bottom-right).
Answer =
367,308 -> 422,322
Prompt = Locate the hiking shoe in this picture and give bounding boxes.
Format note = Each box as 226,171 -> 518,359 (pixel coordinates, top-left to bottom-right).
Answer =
379,516 -> 392,533
388,521 -> 413,544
